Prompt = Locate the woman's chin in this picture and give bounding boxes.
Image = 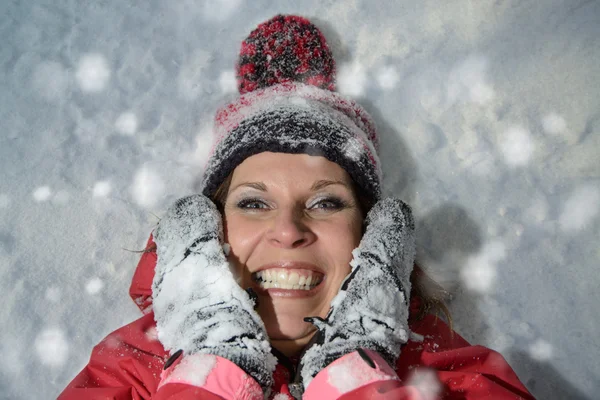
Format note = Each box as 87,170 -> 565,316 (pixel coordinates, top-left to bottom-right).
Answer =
267,327 -> 316,357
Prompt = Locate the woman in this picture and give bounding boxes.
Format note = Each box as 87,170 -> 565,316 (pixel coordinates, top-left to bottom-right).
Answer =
59,15 -> 534,399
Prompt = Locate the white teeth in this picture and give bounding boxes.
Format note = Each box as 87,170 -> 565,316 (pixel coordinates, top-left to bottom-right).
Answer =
278,270 -> 288,282
255,268 -> 322,290
289,272 -> 300,285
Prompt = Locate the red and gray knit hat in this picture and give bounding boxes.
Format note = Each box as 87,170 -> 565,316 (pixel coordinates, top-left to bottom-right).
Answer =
200,15 -> 382,203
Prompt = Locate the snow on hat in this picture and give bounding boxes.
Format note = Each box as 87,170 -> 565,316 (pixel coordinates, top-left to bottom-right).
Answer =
200,15 -> 383,202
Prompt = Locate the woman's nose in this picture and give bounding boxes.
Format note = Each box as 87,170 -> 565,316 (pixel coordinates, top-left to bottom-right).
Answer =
266,209 -> 316,248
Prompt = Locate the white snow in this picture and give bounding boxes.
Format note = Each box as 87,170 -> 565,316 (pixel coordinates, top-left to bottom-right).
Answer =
178,50 -> 211,100
115,112 -> 138,135
376,65 -> 400,90
131,165 -> 166,209
542,113 -> 567,135
460,241 -> 505,294
500,126 -> 535,167
201,0 -> 242,22
447,55 -> 495,105
75,53 -> 111,92
85,277 -> 104,295
34,328 -> 69,368
337,61 -> 367,97
93,180 -> 112,197
559,184 -> 600,232
32,61 -> 68,101
405,368 -> 441,400
45,287 -> 61,303
32,186 -> 52,202
219,70 -> 237,93
0,194 -> 10,209
52,190 -> 70,205
529,338 -> 553,361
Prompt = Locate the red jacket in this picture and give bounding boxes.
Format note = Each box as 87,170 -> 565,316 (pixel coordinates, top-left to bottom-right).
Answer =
59,237 -> 535,399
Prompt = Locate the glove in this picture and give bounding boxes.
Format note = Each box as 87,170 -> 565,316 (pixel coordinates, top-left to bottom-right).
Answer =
151,194 -> 277,390
298,197 -> 416,389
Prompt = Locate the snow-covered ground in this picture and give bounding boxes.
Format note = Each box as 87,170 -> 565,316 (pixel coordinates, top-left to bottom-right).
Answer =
1,0 -> 598,398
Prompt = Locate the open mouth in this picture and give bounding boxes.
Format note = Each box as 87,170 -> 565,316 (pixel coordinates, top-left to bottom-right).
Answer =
252,268 -> 324,291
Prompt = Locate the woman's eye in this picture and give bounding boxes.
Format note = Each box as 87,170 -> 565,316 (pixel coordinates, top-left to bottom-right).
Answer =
310,197 -> 346,210
237,198 -> 269,210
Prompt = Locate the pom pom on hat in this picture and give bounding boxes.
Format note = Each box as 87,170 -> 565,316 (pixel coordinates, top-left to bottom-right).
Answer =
237,15 -> 336,94
201,15 -> 383,204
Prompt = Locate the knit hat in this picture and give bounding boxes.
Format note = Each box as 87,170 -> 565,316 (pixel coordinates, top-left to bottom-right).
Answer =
200,15 -> 383,203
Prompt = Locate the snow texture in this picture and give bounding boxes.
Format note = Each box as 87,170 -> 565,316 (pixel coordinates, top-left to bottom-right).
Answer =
152,195 -> 276,388
2,1 -> 599,399
300,198 -> 414,388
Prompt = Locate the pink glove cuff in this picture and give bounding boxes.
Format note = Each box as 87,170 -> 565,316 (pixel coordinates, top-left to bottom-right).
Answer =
159,353 -> 263,400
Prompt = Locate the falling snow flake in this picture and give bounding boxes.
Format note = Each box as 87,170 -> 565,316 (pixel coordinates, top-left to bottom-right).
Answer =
76,53 -> 111,92
33,186 -> 52,202
35,328 -> 69,367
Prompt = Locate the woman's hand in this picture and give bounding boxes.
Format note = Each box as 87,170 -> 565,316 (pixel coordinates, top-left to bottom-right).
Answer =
299,197 -> 416,388
152,194 -> 276,390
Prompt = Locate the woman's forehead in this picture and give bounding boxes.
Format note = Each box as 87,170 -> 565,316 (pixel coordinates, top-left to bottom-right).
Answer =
231,152 -> 352,184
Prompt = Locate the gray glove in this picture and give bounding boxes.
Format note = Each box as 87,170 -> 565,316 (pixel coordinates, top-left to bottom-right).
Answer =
152,194 -> 276,390
298,197 -> 416,389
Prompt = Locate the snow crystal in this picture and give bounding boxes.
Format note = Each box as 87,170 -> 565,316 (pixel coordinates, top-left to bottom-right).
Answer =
145,326 -> 159,342
32,186 -> 52,202
115,112 -> 138,135
76,53 -> 111,92
529,338 -> 553,361
542,113 -> 567,135
337,62 -> 367,97
45,287 -> 61,303
179,129 -> 213,168
500,126 -> 534,167
447,55 -> 495,105
219,70 -> 237,94
376,65 -> 399,90
32,61 -> 68,101
35,328 -> 69,367
130,165 -> 165,209
85,277 -> 104,295
559,184 -> 600,232
460,241 -> 505,294
93,180 -> 112,198
406,368 -> 441,400
0,194 -> 10,209
164,354 -> 217,387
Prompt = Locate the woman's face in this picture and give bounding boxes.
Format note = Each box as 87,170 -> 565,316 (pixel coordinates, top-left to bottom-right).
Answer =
222,152 -> 363,356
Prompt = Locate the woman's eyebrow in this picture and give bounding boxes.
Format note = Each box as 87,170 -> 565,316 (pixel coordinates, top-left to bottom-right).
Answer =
230,181 -> 268,192
311,179 -> 349,191
230,179 -> 348,193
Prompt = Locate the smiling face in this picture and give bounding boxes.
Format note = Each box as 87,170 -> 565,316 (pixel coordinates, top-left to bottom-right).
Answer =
221,152 -> 363,356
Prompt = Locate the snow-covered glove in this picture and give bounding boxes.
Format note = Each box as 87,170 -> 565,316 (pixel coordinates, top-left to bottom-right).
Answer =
298,197 -> 415,389
151,194 -> 276,390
